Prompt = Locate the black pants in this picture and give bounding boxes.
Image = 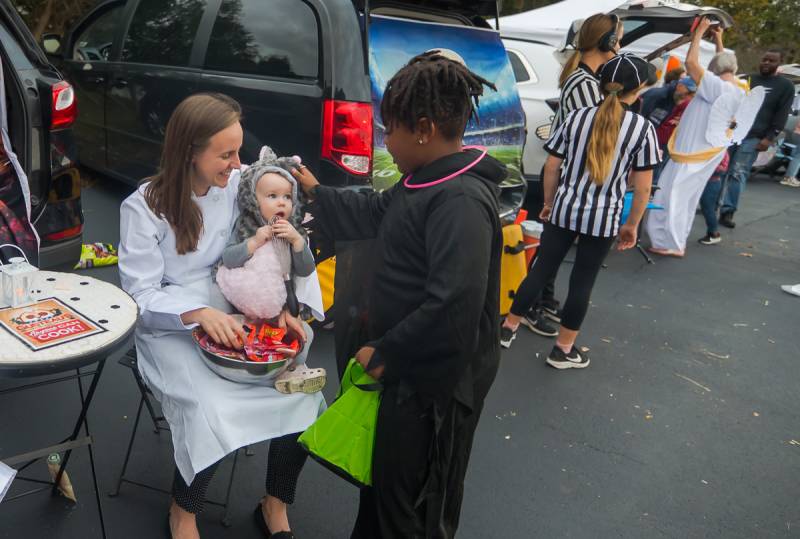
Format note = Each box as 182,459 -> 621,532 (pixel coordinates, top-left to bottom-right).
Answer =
172,432 -> 307,514
351,386 -> 479,539
523,173 -> 557,308
510,223 -> 614,331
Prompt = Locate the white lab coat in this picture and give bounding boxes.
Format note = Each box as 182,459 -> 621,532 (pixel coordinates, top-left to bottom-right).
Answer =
118,170 -> 325,484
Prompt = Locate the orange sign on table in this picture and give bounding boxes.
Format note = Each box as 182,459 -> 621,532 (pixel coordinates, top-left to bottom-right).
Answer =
0,298 -> 106,351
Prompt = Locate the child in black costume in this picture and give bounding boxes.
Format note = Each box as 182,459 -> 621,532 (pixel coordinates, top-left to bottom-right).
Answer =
292,51 -> 505,539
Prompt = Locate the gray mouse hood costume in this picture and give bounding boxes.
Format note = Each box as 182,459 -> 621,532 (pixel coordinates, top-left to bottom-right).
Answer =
234,146 -> 305,243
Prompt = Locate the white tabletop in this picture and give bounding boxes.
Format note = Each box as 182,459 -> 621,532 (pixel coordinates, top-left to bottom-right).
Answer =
0,271 -> 137,376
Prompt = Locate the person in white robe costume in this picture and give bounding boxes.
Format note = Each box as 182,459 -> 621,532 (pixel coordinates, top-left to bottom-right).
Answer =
118,94 -> 324,538
646,19 -> 764,257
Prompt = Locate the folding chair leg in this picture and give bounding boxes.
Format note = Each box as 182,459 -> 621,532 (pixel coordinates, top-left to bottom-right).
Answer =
220,449 -> 240,527
132,371 -> 163,434
109,395 -> 145,497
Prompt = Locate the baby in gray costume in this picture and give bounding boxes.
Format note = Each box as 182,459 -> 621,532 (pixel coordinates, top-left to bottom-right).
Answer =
216,146 -> 326,393
217,146 -> 315,320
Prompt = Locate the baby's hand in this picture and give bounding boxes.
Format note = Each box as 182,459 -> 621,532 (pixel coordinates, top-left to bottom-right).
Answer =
272,220 -> 305,252
247,225 -> 273,255
254,225 -> 272,244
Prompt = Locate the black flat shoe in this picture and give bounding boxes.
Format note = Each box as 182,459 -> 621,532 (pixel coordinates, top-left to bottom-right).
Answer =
253,505 -> 295,538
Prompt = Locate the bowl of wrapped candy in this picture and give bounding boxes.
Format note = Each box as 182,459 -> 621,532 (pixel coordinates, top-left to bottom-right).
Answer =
192,315 -> 301,385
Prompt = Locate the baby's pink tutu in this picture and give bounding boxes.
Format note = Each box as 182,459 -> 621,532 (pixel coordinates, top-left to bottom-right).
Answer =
217,242 -> 287,320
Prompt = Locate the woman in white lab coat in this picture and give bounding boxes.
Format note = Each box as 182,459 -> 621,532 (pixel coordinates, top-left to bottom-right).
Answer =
118,93 -> 324,539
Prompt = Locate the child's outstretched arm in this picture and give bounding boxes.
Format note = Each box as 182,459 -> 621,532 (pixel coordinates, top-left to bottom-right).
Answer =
291,166 -> 395,241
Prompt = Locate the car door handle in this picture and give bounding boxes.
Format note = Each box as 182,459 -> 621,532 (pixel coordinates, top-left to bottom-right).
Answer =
112,78 -> 128,88
92,76 -> 105,84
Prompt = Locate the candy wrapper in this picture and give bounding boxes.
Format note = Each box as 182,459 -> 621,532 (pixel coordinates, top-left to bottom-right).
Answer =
73,243 -> 118,270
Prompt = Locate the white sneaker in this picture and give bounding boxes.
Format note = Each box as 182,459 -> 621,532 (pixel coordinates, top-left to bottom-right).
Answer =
780,177 -> 800,187
781,284 -> 800,297
275,365 -> 327,394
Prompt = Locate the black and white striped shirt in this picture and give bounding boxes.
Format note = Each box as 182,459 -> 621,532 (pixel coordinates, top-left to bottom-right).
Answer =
544,107 -> 660,237
552,63 -> 603,130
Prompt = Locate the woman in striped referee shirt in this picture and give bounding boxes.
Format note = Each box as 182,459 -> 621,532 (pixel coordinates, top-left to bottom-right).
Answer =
521,12 -> 624,336
502,54 -> 660,369
553,12 -> 623,129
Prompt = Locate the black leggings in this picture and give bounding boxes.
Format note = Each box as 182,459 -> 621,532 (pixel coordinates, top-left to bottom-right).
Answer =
510,223 -> 614,331
172,432 -> 307,514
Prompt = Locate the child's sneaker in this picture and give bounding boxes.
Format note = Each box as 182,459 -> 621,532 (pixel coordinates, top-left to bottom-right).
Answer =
520,309 -> 558,337
698,232 -> 721,245
546,345 -> 590,370
538,299 -> 562,323
500,325 -> 517,349
275,365 -> 327,394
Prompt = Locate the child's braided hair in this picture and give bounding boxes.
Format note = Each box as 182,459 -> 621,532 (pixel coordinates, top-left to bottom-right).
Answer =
380,50 -> 497,139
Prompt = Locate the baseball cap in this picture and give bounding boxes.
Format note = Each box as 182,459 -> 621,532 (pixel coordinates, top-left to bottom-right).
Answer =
599,53 -> 658,94
677,77 -> 698,93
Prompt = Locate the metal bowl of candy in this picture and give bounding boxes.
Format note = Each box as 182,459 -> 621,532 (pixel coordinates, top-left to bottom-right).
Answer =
192,315 -> 301,385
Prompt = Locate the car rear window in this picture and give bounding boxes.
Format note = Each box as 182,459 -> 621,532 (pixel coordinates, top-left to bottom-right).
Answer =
0,25 -> 34,70
122,0 -> 207,66
507,50 -> 530,83
203,0 -> 318,80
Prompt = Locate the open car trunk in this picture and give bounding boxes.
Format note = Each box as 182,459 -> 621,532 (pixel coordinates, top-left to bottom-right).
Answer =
354,0 -> 498,17
613,1 -> 734,60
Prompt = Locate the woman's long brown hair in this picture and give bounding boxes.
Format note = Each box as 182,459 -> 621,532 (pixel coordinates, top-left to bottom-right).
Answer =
143,93 -> 241,254
559,13 -> 621,88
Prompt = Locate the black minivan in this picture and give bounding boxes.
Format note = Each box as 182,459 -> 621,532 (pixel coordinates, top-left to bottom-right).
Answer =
47,0 -> 526,221
0,0 -> 83,267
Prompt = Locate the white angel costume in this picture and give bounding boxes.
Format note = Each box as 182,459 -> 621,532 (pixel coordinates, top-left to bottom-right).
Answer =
118,168 -> 325,485
646,71 -> 765,252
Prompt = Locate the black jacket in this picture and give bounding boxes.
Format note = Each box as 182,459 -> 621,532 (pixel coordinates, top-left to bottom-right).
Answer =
311,149 -> 506,410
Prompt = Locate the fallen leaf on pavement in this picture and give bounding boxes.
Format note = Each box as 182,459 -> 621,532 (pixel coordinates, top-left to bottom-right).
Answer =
753,412 -> 760,417
738,252 -> 753,258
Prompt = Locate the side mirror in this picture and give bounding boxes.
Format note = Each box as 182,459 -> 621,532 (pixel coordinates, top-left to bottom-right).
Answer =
41,33 -> 63,56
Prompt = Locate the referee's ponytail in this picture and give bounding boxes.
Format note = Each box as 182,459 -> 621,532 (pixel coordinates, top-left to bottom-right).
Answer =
586,82 -> 625,185
559,13 -> 620,88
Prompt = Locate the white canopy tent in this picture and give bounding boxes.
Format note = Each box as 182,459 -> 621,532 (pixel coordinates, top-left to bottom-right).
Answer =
499,0 -> 725,68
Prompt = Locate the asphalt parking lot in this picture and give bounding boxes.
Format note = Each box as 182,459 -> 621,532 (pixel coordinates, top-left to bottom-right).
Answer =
1,173 -> 798,538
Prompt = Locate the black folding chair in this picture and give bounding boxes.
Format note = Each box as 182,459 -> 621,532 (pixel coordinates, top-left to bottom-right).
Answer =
108,347 -> 253,527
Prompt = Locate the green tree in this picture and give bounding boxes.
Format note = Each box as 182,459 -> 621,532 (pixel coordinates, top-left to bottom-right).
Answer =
687,0 -> 798,71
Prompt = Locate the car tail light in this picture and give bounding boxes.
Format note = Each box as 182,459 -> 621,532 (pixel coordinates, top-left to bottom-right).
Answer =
321,99 -> 372,175
51,81 -> 77,129
44,224 -> 82,241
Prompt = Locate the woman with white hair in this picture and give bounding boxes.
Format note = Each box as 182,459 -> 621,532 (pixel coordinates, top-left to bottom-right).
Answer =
645,19 -> 758,257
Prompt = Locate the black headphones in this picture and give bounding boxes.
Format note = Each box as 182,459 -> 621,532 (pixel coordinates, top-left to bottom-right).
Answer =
598,14 -> 620,53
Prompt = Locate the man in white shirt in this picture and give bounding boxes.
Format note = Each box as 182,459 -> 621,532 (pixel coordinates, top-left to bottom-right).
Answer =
646,19 -> 744,257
